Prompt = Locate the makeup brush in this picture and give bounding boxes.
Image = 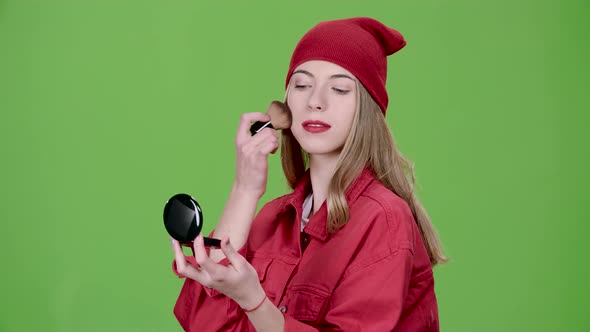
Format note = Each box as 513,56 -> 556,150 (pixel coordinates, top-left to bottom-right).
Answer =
249,101 -> 292,135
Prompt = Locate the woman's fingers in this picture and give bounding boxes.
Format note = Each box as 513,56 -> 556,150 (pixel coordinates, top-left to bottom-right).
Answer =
220,236 -> 244,271
193,234 -> 229,280
171,238 -> 187,268
236,128 -> 278,164
248,128 -> 277,150
236,112 -> 271,143
171,237 -> 205,281
171,235 -> 248,292
255,128 -> 279,154
258,139 -> 279,155
233,114 -> 279,196
172,235 -> 261,303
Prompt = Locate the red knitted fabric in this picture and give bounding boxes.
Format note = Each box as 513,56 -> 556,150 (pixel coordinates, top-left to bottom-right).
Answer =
285,17 -> 406,115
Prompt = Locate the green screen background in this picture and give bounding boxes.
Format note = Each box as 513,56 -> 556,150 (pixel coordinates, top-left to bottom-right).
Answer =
1,1 -> 588,331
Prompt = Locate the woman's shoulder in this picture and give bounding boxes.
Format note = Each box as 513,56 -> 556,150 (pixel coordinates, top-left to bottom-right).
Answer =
259,192 -> 293,212
339,180 -> 430,283
251,191 -> 297,226
359,180 -> 414,223
350,180 -> 418,251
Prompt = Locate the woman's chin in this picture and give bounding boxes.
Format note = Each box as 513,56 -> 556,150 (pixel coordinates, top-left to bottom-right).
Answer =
301,145 -> 343,158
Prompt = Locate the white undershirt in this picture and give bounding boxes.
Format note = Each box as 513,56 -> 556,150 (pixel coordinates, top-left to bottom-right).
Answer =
301,192 -> 313,232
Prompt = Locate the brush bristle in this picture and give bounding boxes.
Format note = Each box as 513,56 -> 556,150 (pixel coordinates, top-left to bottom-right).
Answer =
267,101 -> 292,130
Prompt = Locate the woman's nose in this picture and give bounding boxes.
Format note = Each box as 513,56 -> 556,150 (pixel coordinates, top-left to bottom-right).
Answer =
307,87 -> 325,111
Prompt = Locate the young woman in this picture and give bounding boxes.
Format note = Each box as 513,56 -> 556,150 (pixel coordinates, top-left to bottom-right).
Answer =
170,17 -> 446,331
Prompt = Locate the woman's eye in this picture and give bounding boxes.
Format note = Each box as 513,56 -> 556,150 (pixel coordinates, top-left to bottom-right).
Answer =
333,87 -> 350,94
294,85 -> 309,89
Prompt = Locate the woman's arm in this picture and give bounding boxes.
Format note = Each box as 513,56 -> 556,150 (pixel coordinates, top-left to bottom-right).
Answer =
244,297 -> 285,331
209,186 -> 260,263
209,112 -> 279,263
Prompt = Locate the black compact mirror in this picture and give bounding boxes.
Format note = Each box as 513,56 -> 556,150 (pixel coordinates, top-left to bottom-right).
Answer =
163,193 -> 221,248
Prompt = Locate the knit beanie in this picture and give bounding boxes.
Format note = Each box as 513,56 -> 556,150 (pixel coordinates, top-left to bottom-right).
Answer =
285,17 -> 406,115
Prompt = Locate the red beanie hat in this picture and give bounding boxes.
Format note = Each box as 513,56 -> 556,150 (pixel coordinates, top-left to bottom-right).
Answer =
285,17 -> 406,115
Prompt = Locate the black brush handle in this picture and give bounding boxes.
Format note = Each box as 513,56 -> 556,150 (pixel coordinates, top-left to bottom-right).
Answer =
204,237 -> 221,248
250,121 -> 274,135
180,237 -> 222,249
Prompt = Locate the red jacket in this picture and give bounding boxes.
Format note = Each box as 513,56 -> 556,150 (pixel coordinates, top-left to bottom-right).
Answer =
172,168 -> 439,331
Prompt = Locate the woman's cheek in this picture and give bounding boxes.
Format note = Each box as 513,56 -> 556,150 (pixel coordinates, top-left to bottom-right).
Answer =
290,121 -> 304,141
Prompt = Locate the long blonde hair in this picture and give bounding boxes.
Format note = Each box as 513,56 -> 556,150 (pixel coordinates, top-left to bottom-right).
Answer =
280,82 -> 447,266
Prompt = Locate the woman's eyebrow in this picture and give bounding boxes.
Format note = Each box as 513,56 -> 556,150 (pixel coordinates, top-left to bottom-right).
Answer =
293,69 -> 355,81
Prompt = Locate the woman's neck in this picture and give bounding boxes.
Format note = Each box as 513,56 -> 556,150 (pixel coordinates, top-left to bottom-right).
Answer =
308,152 -> 340,214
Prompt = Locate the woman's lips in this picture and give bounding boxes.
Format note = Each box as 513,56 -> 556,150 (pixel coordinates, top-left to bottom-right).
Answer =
302,120 -> 331,133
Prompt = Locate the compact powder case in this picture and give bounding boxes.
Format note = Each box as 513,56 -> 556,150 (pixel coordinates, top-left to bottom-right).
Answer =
163,193 -> 221,248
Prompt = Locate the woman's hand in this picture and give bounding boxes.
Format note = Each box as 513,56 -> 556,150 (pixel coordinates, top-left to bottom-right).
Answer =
171,234 -> 266,311
234,113 -> 279,198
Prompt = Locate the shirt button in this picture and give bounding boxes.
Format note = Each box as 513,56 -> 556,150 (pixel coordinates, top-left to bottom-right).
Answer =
279,305 -> 287,313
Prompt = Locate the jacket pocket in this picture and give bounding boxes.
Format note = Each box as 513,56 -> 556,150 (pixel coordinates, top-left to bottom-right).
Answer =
249,256 -> 272,283
287,286 -> 329,322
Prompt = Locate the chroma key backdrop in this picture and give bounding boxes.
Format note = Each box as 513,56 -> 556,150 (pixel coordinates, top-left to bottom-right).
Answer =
0,1 -> 588,331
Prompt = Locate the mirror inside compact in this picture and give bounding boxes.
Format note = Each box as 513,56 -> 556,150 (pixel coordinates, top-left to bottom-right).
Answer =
163,193 -> 221,249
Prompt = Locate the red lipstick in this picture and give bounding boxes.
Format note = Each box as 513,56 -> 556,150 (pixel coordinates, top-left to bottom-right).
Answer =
302,120 -> 331,133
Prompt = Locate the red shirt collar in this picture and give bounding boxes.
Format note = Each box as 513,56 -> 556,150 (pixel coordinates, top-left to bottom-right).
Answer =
283,166 -> 376,241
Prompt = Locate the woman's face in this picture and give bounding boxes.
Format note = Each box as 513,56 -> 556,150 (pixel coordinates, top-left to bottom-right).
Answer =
287,60 -> 358,157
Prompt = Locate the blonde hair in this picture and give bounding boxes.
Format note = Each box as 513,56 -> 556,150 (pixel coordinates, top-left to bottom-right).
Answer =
280,82 -> 447,266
